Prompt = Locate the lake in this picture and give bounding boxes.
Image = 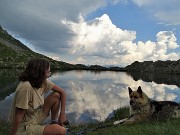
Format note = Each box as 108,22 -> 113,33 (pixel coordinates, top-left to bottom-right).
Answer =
0,69 -> 180,125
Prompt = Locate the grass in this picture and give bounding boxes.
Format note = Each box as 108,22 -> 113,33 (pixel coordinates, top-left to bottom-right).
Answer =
85,119 -> 180,135
1,107 -> 180,135
66,107 -> 180,135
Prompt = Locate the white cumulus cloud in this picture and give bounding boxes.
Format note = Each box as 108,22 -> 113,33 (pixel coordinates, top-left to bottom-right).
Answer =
62,14 -> 180,66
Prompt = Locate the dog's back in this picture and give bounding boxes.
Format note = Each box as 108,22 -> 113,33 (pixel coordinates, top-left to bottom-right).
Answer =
151,100 -> 180,119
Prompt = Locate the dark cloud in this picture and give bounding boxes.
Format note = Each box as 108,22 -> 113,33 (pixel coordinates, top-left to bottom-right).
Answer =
0,0 -> 104,54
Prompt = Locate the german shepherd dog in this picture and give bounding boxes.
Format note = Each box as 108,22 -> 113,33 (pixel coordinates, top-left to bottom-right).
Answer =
114,86 -> 180,125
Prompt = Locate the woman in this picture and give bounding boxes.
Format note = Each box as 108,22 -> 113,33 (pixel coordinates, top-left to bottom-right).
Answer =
9,58 -> 67,135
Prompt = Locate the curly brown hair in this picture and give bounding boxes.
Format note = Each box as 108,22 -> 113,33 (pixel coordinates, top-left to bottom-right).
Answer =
19,58 -> 50,89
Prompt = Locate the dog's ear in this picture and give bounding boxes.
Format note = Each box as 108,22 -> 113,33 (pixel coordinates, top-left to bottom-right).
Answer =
128,87 -> 133,95
137,86 -> 142,95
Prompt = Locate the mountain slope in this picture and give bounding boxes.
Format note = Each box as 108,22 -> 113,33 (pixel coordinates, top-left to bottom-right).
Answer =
0,25 -> 74,70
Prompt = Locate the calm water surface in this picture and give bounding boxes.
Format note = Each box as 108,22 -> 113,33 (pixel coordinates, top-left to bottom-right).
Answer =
0,70 -> 180,125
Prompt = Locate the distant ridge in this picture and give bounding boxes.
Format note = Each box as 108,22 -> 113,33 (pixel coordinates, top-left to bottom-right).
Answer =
125,60 -> 180,74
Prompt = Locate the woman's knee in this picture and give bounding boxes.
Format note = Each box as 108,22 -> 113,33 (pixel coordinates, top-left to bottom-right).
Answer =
53,125 -> 66,135
52,91 -> 61,100
44,124 -> 66,135
54,125 -> 66,135
46,92 -> 61,102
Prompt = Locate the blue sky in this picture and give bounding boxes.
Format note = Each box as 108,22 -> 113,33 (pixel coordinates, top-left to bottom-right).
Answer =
87,3 -> 154,41
87,1 -> 179,46
0,0 -> 179,67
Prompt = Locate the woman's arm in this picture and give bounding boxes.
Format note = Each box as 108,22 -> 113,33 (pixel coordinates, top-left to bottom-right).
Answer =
51,85 -> 66,122
11,108 -> 25,135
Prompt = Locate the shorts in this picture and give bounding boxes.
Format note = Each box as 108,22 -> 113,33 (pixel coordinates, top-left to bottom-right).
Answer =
17,108 -> 48,135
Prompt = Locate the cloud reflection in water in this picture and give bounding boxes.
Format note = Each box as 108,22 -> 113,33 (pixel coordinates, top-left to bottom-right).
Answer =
49,71 -> 180,124
0,70 -> 179,125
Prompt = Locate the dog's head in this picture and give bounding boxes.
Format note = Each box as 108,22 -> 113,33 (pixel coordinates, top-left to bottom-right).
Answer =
128,86 -> 149,107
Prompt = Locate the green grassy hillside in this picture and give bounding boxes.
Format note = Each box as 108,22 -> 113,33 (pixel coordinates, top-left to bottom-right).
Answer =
0,25 -> 74,70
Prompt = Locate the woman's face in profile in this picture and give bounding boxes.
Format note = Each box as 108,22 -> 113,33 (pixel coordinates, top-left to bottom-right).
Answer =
45,66 -> 51,79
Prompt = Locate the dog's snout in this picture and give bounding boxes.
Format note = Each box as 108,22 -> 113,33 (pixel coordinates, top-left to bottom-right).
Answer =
130,100 -> 133,105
